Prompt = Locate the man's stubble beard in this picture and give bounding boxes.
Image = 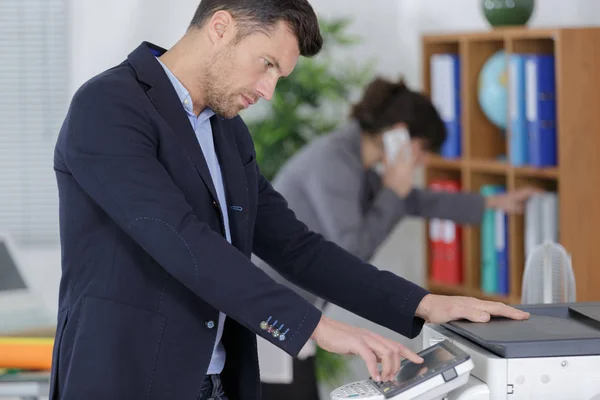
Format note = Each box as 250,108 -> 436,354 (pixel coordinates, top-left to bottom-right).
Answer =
202,47 -> 241,119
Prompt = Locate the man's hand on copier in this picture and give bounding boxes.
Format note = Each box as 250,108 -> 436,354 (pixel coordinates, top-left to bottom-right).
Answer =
311,315 -> 424,383
415,294 -> 530,324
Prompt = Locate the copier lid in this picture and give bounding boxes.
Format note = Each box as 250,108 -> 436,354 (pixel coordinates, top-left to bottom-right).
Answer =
443,302 -> 600,358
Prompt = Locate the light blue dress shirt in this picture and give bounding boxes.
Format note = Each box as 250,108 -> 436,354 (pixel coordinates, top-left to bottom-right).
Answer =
156,58 -> 231,375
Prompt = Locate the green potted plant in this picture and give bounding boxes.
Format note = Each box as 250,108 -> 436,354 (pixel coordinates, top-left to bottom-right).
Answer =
242,17 -> 374,387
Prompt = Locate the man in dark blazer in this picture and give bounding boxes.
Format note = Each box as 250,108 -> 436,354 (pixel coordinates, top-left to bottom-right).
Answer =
50,1 -> 529,399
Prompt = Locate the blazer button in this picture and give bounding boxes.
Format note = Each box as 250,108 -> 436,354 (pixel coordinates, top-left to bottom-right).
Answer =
212,200 -> 219,209
205,320 -> 215,329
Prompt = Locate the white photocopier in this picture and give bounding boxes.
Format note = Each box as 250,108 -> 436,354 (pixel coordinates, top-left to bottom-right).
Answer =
331,302 -> 600,400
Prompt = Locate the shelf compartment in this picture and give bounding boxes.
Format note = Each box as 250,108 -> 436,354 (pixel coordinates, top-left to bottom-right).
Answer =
427,281 -> 469,297
514,165 -> 558,179
463,39 -> 506,161
425,155 -> 463,171
469,159 -> 508,175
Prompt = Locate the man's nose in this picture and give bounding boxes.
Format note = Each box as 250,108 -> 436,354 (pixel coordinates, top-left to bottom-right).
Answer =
256,77 -> 277,101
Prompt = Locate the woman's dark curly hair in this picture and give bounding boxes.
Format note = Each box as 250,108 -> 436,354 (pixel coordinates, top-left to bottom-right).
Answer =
350,77 -> 446,153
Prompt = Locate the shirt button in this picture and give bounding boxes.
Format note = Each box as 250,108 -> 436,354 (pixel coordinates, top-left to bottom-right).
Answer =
205,320 -> 215,329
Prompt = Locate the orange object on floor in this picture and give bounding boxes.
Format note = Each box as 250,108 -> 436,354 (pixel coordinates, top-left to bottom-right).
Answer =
0,337 -> 53,370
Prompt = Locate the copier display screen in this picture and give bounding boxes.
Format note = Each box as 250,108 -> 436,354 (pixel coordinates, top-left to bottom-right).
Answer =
370,341 -> 469,398
395,346 -> 455,385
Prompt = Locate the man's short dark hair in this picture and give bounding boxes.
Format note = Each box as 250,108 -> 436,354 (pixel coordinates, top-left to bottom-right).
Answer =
189,0 -> 323,58
350,77 -> 447,153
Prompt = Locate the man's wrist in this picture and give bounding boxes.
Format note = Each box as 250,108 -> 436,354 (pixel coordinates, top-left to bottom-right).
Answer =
310,315 -> 325,341
415,293 -> 433,320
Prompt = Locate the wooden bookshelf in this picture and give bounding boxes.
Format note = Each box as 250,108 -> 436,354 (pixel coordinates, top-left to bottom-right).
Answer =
422,26 -> 600,304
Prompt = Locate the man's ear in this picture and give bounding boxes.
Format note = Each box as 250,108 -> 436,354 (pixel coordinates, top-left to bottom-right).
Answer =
206,10 -> 235,45
397,76 -> 408,90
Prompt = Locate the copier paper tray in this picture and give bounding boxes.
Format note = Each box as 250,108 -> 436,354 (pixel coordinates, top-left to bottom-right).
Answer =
442,302 -> 600,358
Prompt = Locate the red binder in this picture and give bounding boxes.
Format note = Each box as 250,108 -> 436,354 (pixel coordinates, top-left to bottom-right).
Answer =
428,180 -> 445,283
441,180 -> 462,284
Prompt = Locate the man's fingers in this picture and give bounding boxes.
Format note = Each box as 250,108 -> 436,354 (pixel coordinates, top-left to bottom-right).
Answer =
462,307 -> 490,322
474,300 -> 530,320
367,334 -> 424,381
364,335 -> 395,381
356,341 -> 381,382
451,299 -> 490,322
371,335 -> 403,381
376,333 -> 423,365
398,344 -> 424,365
456,299 -> 530,322
504,306 -> 529,319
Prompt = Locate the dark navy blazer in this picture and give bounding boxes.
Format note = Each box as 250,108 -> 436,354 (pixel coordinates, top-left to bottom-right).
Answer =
50,42 -> 429,400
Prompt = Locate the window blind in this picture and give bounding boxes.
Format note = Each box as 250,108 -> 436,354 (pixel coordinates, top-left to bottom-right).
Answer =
0,0 -> 69,245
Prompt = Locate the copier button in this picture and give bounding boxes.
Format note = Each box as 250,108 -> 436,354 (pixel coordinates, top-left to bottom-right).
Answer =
442,368 -> 458,381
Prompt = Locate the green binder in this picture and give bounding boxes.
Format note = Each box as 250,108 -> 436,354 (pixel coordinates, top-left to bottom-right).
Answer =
480,185 -> 503,294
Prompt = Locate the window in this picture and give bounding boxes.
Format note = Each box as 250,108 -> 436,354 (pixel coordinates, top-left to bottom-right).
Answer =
0,0 -> 69,245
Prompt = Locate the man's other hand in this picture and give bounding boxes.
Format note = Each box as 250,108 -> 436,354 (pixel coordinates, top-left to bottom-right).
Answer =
310,316 -> 423,382
415,294 -> 530,324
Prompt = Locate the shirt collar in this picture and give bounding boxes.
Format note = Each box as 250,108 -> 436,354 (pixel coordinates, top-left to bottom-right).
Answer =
155,56 -> 215,121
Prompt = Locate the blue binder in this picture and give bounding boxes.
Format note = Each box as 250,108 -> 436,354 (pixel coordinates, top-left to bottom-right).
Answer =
509,54 -> 528,166
494,188 -> 509,295
431,54 -> 461,159
525,54 -> 557,167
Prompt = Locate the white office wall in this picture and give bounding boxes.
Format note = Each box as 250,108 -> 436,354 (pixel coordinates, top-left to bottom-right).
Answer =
68,0 -> 199,97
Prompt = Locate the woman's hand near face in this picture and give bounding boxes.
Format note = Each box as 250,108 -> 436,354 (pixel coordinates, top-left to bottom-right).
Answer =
382,142 -> 417,198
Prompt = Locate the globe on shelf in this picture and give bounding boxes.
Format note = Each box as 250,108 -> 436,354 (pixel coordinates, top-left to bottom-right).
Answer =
478,50 -> 507,131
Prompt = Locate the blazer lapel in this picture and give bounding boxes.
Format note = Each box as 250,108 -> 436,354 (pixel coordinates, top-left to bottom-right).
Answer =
128,42 -> 218,202
128,42 -> 250,249
211,117 -> 250,250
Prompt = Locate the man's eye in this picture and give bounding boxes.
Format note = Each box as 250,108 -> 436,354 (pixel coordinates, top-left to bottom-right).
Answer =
263,58 -> 273,68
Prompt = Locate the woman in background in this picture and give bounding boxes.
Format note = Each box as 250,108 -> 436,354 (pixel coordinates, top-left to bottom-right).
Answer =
254,77 -> 536,400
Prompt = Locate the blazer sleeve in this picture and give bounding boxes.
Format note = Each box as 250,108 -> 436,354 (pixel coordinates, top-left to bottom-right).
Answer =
251,162 -> 430,340
58,80 -> 321,357
404,188 -> 485,225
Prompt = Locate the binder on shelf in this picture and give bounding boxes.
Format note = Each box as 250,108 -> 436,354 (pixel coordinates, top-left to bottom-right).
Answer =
525,194 -> 542,258
525,54 -> 557,167
480,184 -> 504,294
508,54 -> 528,166
430,53 -> 461,159
540,192 -> 559,242
428,179 -> 462,285
428,181 -> 445,284
441,180 -> 462,285
494,188 -> 510,296
525,191 -> 559,259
